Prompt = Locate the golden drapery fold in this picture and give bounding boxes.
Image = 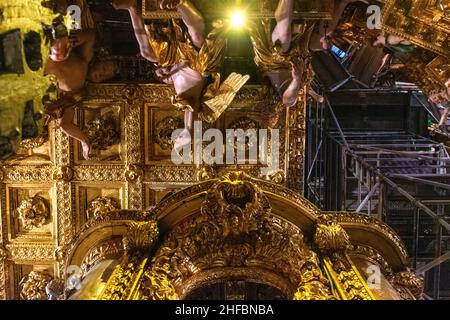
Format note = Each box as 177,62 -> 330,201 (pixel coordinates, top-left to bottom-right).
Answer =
146,19 -> 227,114
249,20 -> 314,75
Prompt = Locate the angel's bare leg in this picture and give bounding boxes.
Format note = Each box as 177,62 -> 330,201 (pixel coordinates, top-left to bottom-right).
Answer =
282,61 -> 304,107
58,106 -> 91,159
174,110 -> 193,151
178,0 -> 205,48
113,0 -> 157,62
272,0 -> 294,52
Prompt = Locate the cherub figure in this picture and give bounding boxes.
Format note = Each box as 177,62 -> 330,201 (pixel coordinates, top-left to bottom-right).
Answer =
248,0 -> 318,109
43,0 -> 120,159
114,0 -> 249,152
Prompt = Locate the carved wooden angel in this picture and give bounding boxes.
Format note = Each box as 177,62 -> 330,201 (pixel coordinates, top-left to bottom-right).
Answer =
114,0 -> 249,151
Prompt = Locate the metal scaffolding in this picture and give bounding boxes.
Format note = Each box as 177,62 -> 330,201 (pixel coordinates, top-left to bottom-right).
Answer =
306,92 -> 450,300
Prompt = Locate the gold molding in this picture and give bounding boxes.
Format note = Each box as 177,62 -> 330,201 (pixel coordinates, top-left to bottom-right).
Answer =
382,0 -> 450,57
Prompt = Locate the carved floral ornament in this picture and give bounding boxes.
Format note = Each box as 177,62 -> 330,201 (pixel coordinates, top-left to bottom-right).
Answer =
96,173 -> 344,300
155,116 -> 183,150
125,164 -> 144,182
65,173 -> 419,300
86,196 -> 121,218
19,271 -> 53,300
15,195 -> 50,230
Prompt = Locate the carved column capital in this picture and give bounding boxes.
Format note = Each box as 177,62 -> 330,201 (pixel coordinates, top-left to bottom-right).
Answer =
314,215 -> 351,253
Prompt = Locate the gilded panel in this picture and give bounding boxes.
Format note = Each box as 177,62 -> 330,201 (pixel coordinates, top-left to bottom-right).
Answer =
144,103 -> 185,164
74,102 -> 124,164
382,0 -> 450,57
5,184 -> 55,242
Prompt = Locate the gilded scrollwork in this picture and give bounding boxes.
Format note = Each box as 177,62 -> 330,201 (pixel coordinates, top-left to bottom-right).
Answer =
293,252 -> 335,300
139,264 -> 179,300
15,195 -> 50,230
99,258 -> 145,300
321,211 -> 409,259
391,269 -> 424,300
200,172 -> 271,236
286,89 -> 307,192
19,271 -> 53,300
324,253 -> 375,300
196,165 -> 216,181
7,244 -> 56,262
74,165 -> 124,181
137,172 -> 332,300
2,165 -> 53,183
80,239 -> 124,274
56,181 -> 73,247
85,216 -> 159,300
263,169 -> 285,184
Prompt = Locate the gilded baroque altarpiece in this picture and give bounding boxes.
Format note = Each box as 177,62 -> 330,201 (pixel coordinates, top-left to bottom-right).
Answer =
0,82 -> 307,299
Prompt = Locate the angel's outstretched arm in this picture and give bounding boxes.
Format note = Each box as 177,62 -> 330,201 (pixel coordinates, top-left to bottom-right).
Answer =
113,0 -> 158,62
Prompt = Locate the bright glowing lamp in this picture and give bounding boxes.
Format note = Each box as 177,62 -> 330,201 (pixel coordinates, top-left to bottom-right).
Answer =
229,10 -> 246,28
